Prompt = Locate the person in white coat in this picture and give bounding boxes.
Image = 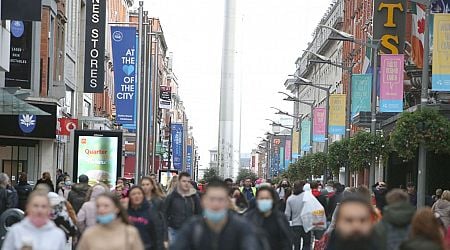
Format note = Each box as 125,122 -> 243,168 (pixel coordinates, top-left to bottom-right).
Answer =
1,190 -> 66,250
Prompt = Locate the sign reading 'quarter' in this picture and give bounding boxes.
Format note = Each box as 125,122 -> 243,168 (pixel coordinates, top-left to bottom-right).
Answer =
84,0 -> 106,93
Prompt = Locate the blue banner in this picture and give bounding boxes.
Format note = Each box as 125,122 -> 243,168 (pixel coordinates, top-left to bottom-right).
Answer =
171,124 -> 184,171
301,120 -> 311,152
186,145 -> 192,175
351,74 -> 372,119
111,27 -> 137,125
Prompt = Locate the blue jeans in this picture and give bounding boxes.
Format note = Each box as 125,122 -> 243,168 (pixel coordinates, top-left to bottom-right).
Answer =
168,227 -> 178,245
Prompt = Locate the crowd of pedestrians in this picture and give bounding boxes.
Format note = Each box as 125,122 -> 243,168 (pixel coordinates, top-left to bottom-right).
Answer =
1,170 -> 450,250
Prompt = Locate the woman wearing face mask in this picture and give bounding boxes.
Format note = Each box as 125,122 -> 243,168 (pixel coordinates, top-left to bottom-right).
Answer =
244,186 -> 293,250
77,192 -> 144,250
58,175 -> 72,200
127,186 -> 164,250
276,179 -> 291,212
2,190 -> 66,250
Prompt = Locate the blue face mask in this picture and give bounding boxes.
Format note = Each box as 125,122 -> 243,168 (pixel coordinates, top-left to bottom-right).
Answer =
203,209 -> 227,223
96,213 -> 117,225
257,199 -> 273,213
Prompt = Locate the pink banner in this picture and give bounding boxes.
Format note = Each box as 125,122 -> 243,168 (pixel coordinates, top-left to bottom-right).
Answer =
285,140 -> 291,161
313,107 -> 326,142
380,54 -> 404,112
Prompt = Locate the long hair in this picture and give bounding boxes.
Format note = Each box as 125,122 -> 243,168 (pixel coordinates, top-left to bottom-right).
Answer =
96,192 -> 130,225
127,186 -> 146,208
140,176 -> 165,199
410,208 -> 444,248
167,175 -> 178,194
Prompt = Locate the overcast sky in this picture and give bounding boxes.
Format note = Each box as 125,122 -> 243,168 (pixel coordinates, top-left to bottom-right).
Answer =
141,0 -> 333,168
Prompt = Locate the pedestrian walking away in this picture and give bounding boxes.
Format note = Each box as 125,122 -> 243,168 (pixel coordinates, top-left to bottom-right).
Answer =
1,190 -> 66,250
68,174 -> 91,214
76,192 -> 144,250
14,172 -> 33,211
170,180 -> 259,250
285,181 -> 310,250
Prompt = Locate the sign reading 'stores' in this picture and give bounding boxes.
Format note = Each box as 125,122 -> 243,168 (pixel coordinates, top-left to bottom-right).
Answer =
84,0 -> 106,93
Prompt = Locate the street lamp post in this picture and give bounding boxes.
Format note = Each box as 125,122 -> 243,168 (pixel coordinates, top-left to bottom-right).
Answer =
410,0 -> 435,208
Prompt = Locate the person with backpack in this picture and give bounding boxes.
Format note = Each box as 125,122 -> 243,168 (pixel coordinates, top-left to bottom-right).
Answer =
170,180 -> 259,250
0,173 -> 15,215
67,175 -> 91,214
163,172 -> 201,244
373,189 -> 416,250
14,172 -> 33,211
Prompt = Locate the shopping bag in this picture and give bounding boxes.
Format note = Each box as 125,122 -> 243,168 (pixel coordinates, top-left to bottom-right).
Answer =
301,191 -> 326,232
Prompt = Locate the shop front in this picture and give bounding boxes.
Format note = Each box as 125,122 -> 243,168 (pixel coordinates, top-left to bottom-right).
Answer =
0,100 -> 57,185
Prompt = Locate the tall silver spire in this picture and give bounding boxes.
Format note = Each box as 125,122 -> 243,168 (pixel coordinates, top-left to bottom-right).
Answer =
218,0 -> 237,178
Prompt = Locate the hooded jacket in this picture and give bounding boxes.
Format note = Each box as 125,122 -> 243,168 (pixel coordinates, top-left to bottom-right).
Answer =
68,183 -> 90,213
163,188 -> 201,229
432,199 -> 450,229
128,200 -> 163,250
1,217 -> 66,250
77,185 -> 107,233
373,202 -> 416,250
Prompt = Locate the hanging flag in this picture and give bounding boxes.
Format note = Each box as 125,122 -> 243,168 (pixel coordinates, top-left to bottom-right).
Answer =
432,14 -> 450,91
329,94 -> 346,135
171,124 -> 184,171
411,3 -> 426,68
351,74 -> 372,119
292,131 -> 300,160
313,108 -> 326,142
362,44 -> 373,74
301,120 -> 311,152
380,54 -> 404,112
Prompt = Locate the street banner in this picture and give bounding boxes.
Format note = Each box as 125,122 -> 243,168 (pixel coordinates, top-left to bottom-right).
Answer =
329,94 -> 346,135
186,144 -> 192,175
380,54 -> 404,112
159,86 -> 172,109
292,131 -> 300,160
285,139 -> 291,168
351,74 -> 372,119
171,124 -> 184,171
84,0 -> 106,93
373,0 -> 407,54
280,146 -> 285,172
5,21 -> 32,89
272,138 -> 281,176
111,26 -> 137,124
432,14 -> 450,91
301,120 -> 311,152
313,107 -> 326,142
57,118 -> 78,136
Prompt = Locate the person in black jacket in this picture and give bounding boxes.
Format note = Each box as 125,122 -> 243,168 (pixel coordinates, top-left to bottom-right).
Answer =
35,172 -> 55,192
0,173 -> 15,215
128,186 -> 163,250
14,172 -> 33,210
372,181 -> 388,212
67,174 -> 90,213
170,180 -> 259,250
245,186 -> 293,250
164,172 -> 201,244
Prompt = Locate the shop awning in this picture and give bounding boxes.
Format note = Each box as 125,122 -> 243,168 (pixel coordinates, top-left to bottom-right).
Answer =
0,88 -> 50,115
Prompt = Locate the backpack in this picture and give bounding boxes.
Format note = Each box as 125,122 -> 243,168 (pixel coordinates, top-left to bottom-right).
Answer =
383,221 -> 410,250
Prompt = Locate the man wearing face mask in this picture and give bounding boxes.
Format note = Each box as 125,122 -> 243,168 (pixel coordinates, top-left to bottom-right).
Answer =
245,186 -> 293,250
276,179 -> 291,212
171,180 -> 259,250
